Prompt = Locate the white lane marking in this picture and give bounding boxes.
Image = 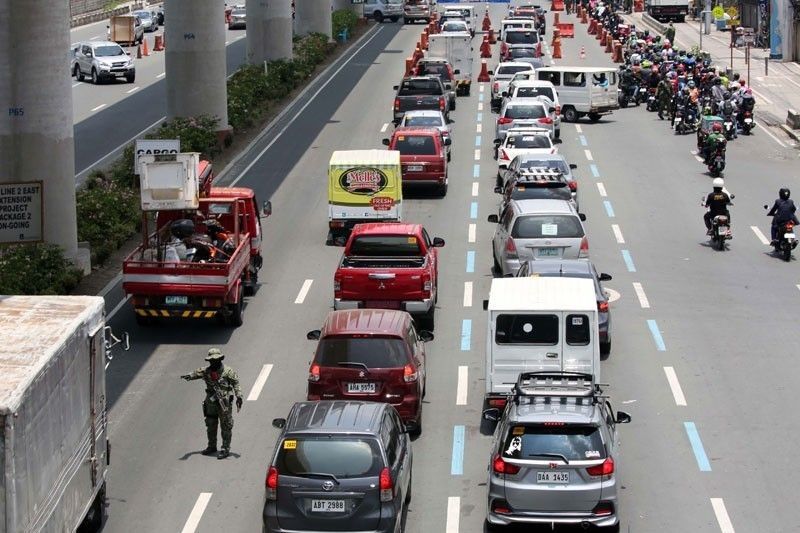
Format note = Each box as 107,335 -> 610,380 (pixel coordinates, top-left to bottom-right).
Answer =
750,226 -> 770,245
456,366 -> 468,405
710,498 -> 736,533
476,123 -> 482,133
380,122 -> 390,133
477,102 -> 484,111
156,72 -> 165,78
445,496 -> 460,533
463,281 -> 473,307
611,224 -> 625,244
181,493 -> 213,533
758,120 -> 788,148
596,182 -> 607,197
663,366 -> 687,406
575,124 -> 583,133
246,364 -> 274,401
72,82 -> 81,88
126,86 -> 140,94
230,27 -> 384,186
632,282 -> 650,308
694,154 -> 704,163
294,279 -> 314,304
472,182 -> 479,196
479,85 -> 485,92
91,104 -> 106,112
468,223 -> 476,243
107,294 -> 131,321
90,35 -> 101,40
749,88 -> 772,105
474,149 -> 481,161
584,149 -> 593,161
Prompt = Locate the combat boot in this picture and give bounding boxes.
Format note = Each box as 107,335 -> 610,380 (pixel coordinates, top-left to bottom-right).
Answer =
202,446 -> 217,456
217,448 -> 230,459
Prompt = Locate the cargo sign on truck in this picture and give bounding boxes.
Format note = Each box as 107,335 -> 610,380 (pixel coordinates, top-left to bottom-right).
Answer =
134,139 -> 180,175
0,181 -> 43,243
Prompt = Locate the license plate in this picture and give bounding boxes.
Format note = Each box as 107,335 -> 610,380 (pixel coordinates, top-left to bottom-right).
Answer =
717,226 -> 729,233
785,233 -> 795,240
724,122 -> 732,127
311,499 -> 346,512
347,382 -> 377,393
675,118 -> 682,123
745,118 -> 753,123
165,296 -> 188,305
407,165 -> 423,172
536,471 -> 569,484
537,248 -> 560,257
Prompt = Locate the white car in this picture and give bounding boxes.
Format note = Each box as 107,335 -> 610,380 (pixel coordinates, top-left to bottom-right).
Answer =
502,80 -> 562,138
490,62 -> 535,111
496,128 -> 557,171
440,19 -> 471,35
399,110 -> 452,161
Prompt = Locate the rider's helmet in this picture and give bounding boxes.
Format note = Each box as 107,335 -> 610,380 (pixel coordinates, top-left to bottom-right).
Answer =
713,178 -> 725,189
712,123 -> 723,133
714,77 -> 722,85
687,80 -> 696,88
744,88 -> 752,96
723,91 -> 731,100
780,188 -> 791,200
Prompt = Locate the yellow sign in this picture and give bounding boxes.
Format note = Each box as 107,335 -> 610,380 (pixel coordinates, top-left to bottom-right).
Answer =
283,439 -> 297,450
712,5 -> 724,19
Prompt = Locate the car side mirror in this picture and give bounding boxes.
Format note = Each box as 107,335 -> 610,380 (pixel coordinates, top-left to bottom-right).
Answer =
482,408 -> 501,421
579,213 -> 587,221
501,91 -> 509,97
306,329 -> 321,340
569,163 -> 577,169
393,85 -> 399,90
126,51 -> 131,56
272,418 -> 286,429
616,411 -> 632,424
730,194 -> 735,200
483,299 -> 489,310
599,273 -> 612,281
382,138 -> 391,146
487,214 -> 499,223
418,330 -> 434,342
549,107 -> 555,114
554,138 -> 563,144
432,237 -> 445,247
444,138 -> 452,146
262,200 -> 273,218
454,69 -> 461,74
488,70 -> 494,75
494,186 -> 502,194
493,139 -> 502,146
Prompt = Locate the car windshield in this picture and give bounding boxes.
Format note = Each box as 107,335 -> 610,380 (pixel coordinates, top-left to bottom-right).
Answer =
349,235 -> 423,256
276,438 -> 383,478
506,31 -> 538,44
515,87 -> 555,100
315,336 -> 410,368
502,425 -> 605,461
405,116 -> 443,127
136,11 -> 151,19
519,159 -> 569,173
512,214 -> 584,238
504,105 -> 546,119
94,45 -> 125,57
510,48 -> 537,58
442,22 -> 467,31
497,65 -> 533,76
506,135 -> 550,148
398,79 -> 442,95
394,134 -> 437,155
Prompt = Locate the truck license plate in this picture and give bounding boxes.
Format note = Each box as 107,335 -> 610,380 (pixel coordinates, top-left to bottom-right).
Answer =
165,296 -> 188,305
347,382 -> 377,393
536,471 -> 569,484
311,499 -> 346,512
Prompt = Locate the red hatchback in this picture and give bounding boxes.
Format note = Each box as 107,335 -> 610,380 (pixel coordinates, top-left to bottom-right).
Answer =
383,127 -> 450,196
306,309 -> 433,435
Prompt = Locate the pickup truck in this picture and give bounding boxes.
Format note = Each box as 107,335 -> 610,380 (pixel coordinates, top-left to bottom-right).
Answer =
393,76 -> 449,125
333,223 -> 445,330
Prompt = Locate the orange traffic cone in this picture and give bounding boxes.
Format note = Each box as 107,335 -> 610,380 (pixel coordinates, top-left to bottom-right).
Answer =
588,19 -> 596,34
154,34 -> 164,51
596,23 -> 604,40
580,46 -> 586,59
142,36 -> 150,56
605,33 -> 614,53
552,30 -> 562,59
600,30 -> 607,46
488,28 -> 496,44
136,44 -> 142,59
480,35 -> 491,58
581,9 -> 588,24
477,59 -> 491,82
421,29 -> 429,50
405,57 -> 415,77
482,11 -> 491,32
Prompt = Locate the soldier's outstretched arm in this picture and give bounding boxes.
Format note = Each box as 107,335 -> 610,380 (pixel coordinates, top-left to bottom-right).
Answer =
181,368 -> 205,381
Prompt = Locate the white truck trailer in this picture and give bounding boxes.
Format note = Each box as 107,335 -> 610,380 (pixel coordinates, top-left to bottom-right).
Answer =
0,296 -> 120,532
427,33 -> 474,96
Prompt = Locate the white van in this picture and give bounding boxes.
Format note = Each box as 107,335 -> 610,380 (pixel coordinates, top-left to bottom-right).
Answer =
484,277 -> 600,401
535,66 -> 619,123
500,18 -> 535,41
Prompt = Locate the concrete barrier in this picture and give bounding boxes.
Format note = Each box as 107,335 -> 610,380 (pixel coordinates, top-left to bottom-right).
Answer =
787,109 -> 800,130
70,2 -> 146,28
642,13 -> 668,34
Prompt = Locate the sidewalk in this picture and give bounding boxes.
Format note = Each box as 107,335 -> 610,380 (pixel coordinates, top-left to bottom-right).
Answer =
624,12 -> 800,142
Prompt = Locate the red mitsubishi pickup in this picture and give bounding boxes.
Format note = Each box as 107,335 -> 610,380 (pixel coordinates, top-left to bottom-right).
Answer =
333,223 -> 445,330
382,127 -> 450,196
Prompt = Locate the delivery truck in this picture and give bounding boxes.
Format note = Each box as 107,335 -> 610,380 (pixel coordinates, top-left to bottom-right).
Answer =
427,33 -> 474,96
0,295 -> 126,532
108,14 -> 144,46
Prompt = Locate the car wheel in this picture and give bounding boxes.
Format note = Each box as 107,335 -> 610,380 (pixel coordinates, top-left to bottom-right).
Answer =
73,64 -> 84,82
404,18 -> 410,24
244,269 -> 258,296
437,181 -> 448,197
600,341 -> 611,360
374,11 -> 384,22
447,150 -> 451,162
91,68 -> 99,84
493,248 -> 501,274
555,128 -> 561,139
450,99 -> 456,111
225,287 -> 244,327
588,112 -> 601,122
125,73 -> 135,83
563,106 -> 578,122
418,307 -> 435,331
390,16 -> 399,22
410,409 -> 422,437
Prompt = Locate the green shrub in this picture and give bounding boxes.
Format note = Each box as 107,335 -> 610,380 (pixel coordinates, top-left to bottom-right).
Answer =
0,244 -> 83,295
228,65 -> 272,130
76,176 -> 140,266
156,115 -> 220,158
332,9 -> 359,40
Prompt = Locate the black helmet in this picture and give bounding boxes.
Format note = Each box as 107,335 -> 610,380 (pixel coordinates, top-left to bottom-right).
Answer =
780,188 -> 791,200
714,77 -> 722,85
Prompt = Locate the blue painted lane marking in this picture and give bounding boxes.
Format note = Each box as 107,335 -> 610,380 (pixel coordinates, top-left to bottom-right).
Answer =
647,319 -> 666,351
466,251 -> 475,273
477,113 -> 483,123
475,135 -> 482,147
590,164 -> 600,178
460,319 -> 472,351
479,93 -> 485,102
603,200 -> 615,218
684,422 -> 712,471
621,250 -> 636,272
579,135 -> 588,146
473,164 -> 481,178
451,425 -> 465,475
470,201 -> 478,219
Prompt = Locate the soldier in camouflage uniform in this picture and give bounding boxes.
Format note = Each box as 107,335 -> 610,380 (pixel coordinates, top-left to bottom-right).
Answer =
181,348 -> 243,459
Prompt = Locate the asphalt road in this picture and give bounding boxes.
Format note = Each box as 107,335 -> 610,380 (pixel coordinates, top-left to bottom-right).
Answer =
95,4 -> 800,532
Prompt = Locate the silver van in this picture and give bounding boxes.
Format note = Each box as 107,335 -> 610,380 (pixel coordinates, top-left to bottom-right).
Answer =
363,0 -> 404,22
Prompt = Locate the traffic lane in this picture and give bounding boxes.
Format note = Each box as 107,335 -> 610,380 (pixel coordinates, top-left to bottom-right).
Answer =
73,38 -> 247,179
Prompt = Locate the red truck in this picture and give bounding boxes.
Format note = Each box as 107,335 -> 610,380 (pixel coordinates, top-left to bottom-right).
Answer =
382,127 -> 450,196
333,223 -> 444,330
123,155 -> 271,327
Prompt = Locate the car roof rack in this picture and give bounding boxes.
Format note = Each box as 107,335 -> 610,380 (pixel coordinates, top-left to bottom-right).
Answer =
516,167 -> 565,181
511,371 -> 606,405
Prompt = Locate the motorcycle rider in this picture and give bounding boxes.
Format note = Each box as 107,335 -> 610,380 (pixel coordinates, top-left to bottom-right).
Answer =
767,188 -> 800,244
736,88 -> 756,130
719,92 -> 738,138
711,77 -> 726,110
703,122 -> 726,164
656,75 -> 673,119
703,178 -> 733,235
620,67 -> 639,102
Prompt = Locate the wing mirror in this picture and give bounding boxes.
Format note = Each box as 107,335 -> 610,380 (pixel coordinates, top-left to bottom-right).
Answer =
393,85 -> 399,90
615,411 -> 632,424
432,237 -> 446,247
454,69 -> 461,74
493,138 -> 502,146
579,213 -> 587,221
501,91 -> 509,97
444,137 -> 452,146
487,214 -> 499,223
482,408 -> 501,421
418,330 -> 435,342
272,418 -> 286,429
262,200 -> 273,218
382,138 -> 391,146
554,138 -> 563,144
306,329 -> 321,340
599,273 -> 612,281
494,186 -> 502,194
569,163 -> 577,169
488,70 -> 494,75
549,107 -> 556,114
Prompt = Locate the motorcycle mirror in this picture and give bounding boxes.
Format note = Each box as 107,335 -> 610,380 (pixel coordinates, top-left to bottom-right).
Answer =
763,204 -> 769,210
730,194 -> 735,199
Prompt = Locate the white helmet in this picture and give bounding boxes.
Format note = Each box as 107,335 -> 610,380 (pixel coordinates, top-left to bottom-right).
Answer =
713,178 -> 724,188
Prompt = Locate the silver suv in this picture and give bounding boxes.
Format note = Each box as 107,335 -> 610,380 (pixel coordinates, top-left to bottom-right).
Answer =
71,41 -> 135,84
483,372 -> 631,531
264,401 -> 412,533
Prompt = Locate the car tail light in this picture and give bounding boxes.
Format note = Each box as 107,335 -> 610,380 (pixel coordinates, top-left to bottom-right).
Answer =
308,364 -> 320,382
579,236 -> 589,258
592,501 -> 615,516
330,220 -> 344,228
132,296 -> 149,306
536,42 -> 542,57
555,105 -> 561,115
537,117 -> 553,124
488,398 -> 507,407
439,96 -> 446,111
499,149 -> 509,161
422,271 -> 432,293
788,222 -> 795,231
202,298 -> 222,308
505,238 -> 518,259
598,301 -> 609,313
333,276 -> 341,292
497,117 -> 513,125
403,364 -> 418,383
586,457 -> 615,476
568,181 -> 577,191
492,454 -> 521,475
394,98 -> 400,111
380,467 -> 393,502
266,466 -> 278,500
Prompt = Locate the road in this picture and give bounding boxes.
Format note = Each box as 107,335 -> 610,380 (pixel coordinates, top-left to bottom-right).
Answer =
95,4 -> 800,532
70,15 -> 247,180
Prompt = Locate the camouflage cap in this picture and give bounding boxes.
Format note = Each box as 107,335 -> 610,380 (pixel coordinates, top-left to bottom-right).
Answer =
205,348 -> 225,361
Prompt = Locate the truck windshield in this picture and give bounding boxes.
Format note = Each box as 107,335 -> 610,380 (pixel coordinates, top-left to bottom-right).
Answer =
350,235 -> 423,256
95,46 -> 125,57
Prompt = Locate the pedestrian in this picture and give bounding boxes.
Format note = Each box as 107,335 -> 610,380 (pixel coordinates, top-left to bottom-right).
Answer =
664,22 -> 675,45
181,348 -> 243,459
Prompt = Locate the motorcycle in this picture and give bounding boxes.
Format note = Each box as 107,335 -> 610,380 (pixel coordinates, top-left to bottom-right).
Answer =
707,145 -> 726,177
767,217 -> 798,261
710,214 -> 732,250
740,110 -> 755,135
722,113 -> 736,140
618,84 -> 638,108
645,88 -> 658,112
685,104 -> 698,132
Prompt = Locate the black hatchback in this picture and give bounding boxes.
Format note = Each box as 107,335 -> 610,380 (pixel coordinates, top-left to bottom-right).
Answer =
264,401 -> 412,532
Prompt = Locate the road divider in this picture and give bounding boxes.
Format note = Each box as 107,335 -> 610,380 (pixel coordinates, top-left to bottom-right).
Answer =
463,282 -> 473,307
460,320 -> 471,351
470,202 -> 478,219
611,224 -> 625,243
456,366 -> 468,405
466,251 -> 475,273
468,223 -> 476,243
621,249 -> 636,272
472,182 -> 479,196
590,164 -> 599,177
473,164 -> 480,178
596,182 -> 607,197
647,319 -> 666,351
632,282 -> 650,308
603,200 -> 615,217
584,149 -> 593,160
684,421 -> 712,471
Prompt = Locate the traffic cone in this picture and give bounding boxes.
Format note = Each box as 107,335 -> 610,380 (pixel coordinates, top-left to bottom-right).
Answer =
154,35 -> 164,51
605,33 -> 614,53
588,19 -> 596,35
554,12 -> 560,26
596,23 -> 604,40
421,29 -> 429,50
482,11 -> 491,32
581,9 -> 588,24
580,46 -> 586,59
477,59 -> 491,82
488,28 -> 496,44
613,41 -> 624,63
405,57 -> 415,77
600,30 -> 607,46
552,30 -> 562,59
141,36 -> 150,56
136,44 -> 142,59
480,35 -> 491,58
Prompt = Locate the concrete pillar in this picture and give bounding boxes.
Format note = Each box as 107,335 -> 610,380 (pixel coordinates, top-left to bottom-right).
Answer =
296,0 -> 332,38
164,0 -> 229,132
0,0 -> 78,259
247,0 -> 293,63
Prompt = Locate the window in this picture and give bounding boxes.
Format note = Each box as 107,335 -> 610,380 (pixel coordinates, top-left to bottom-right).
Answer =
498,65 -> 533,76
516,87 -> 555,100
504,105 -> 546,120
82,45 -> 91,55
506,135 -> 550,149
566,314 -> 590,345
538,71 -> 561,85
511,215 -> 584,239
383,414 -> 399,465
405,326 -> 418,352
506,31 -> 538,44
277,438 -> 383,477
404,115 -> 443,128
394,134 -> 437,155
502,425 -> 605,461
564,72 -> 586,87
510,185 -> 572,203
500,206 -> 514,230
592,72 -> 612,87
495,314 -> 559,345
350,235 -> 423,256
519,158 -> 569,174
398,79 -> 442,95
95,45 -> 125,57
315,337 -> 410,368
